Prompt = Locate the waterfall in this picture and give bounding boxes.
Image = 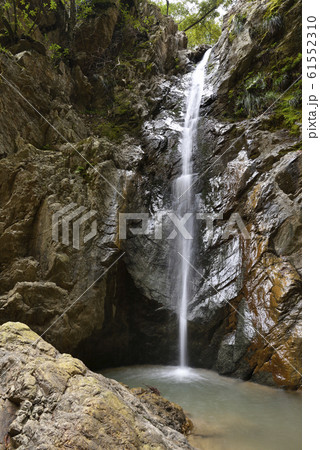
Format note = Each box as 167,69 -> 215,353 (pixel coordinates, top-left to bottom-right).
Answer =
174,48 -> 212,368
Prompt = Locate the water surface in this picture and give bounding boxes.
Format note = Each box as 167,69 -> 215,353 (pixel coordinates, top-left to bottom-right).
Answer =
101,365 -> 301,450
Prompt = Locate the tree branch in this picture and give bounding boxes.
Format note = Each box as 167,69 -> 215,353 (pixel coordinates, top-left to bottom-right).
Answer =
183,3 -> 218,32
13,0 -> 17,36
28,0 -> 45,35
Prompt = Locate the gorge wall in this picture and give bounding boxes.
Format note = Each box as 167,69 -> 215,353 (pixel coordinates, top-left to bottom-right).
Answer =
0,0 -> 302,389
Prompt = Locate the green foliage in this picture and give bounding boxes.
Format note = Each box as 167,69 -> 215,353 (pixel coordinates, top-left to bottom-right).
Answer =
279,53 -> 302,73
231,52 -> 302,134
216,0 -> 301,136
0,0 -> 50,43
235,72 -> 274,116
73,0 -> 93,20
228,31 -> 235,43
263,14 -> 283,35
89,88 -> 143,142
75,164 -> 91,182
0,42 -> 10,54
151,0 -> 233,48
60,0 -> 93,21
187,19 -> 221,48
264,0 -> 283,19
121,6 -> 145,31
120,2 -> 156,34
236,90 -> 277,117
113,89 -> 143,131
95,123 -> 126,142
49,43 -> 69,61
233,12 -> 246,34
272,80 -> 302,135
228,12 -> 246,43
0,1 -> 92,45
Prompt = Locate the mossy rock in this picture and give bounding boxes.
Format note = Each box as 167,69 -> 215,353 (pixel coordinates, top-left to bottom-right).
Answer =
94,122 -> 127,142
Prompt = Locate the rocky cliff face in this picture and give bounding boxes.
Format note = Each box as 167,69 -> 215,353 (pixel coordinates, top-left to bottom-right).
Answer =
190,0 -> 302,389
0,0 -> 301,390
0,0 -> 187,366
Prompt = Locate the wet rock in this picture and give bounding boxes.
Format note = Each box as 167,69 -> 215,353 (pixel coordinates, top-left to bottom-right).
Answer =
188,45 -> 211,64
118,0 -> 302,389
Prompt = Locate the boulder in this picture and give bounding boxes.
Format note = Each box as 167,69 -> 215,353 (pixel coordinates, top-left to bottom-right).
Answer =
0,322 -> 193,449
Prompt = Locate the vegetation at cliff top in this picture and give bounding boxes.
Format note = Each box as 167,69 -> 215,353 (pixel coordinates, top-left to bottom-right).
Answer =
0,0 -> 233,50
152,0 -> 234,47
0,0 -> 91,45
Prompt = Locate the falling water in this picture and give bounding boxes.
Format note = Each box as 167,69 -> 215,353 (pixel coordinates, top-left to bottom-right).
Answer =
175,48 -> 212,368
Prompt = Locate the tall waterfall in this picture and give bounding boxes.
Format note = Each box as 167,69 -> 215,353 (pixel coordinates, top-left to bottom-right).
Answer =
175,48 -> 212,368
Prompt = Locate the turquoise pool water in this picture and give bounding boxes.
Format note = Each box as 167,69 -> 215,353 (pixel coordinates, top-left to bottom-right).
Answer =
101,365 -> 302,450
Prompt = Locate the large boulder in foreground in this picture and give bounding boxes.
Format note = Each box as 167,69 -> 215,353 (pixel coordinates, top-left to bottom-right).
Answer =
0,322 -> 193,449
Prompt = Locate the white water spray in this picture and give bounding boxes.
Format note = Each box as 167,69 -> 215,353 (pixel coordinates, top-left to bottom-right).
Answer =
175,48 -> 211,368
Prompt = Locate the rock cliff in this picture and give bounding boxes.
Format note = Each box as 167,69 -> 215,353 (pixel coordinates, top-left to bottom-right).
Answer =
0,0 -> 301,390
191,0 -> 302,389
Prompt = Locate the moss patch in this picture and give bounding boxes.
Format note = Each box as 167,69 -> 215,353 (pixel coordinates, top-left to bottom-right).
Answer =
228,51 -> 301,134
